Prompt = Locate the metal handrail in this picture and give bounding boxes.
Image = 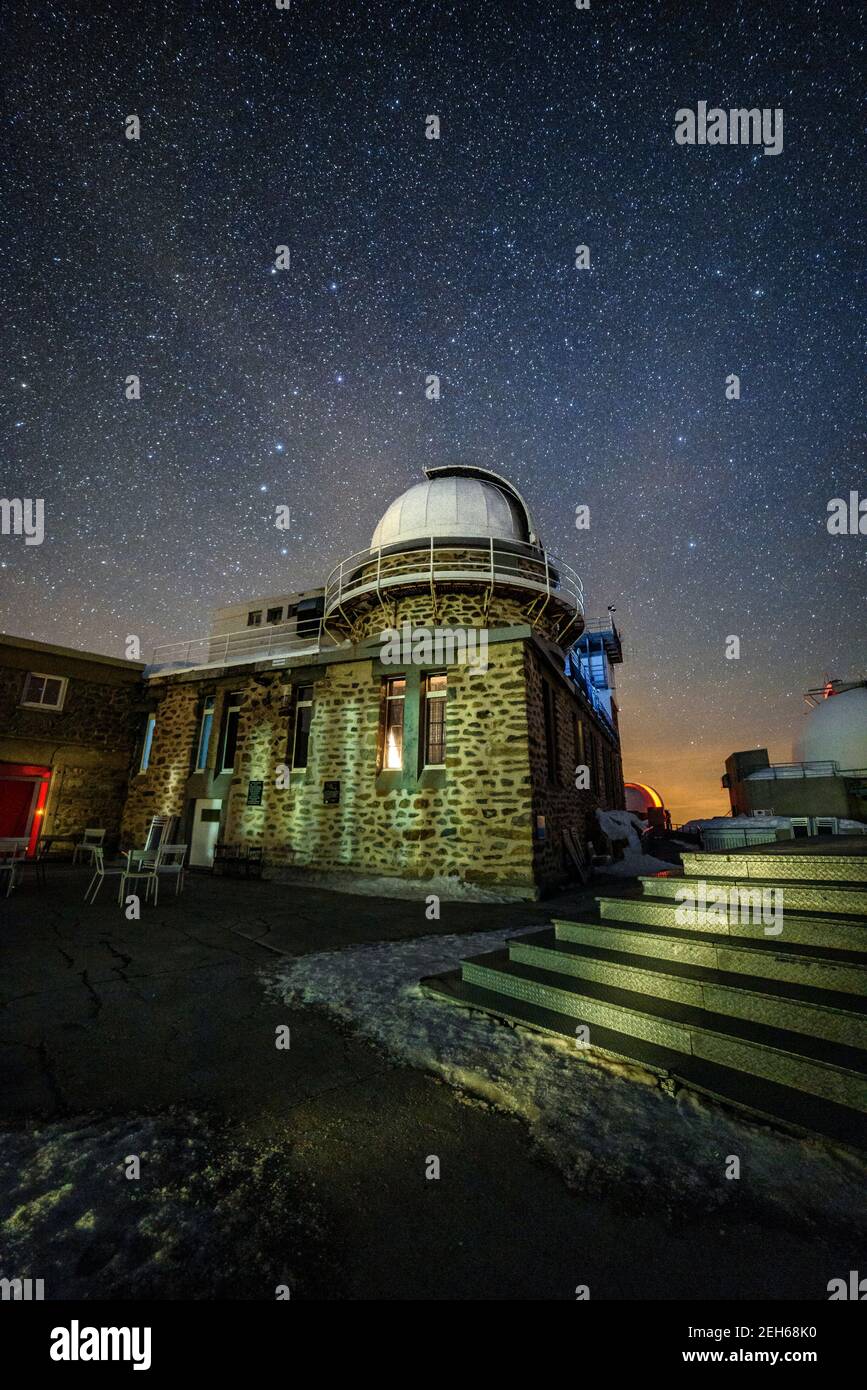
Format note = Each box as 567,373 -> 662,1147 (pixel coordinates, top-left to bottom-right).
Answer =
150,618 -> 332,672
323,538 -> 584,616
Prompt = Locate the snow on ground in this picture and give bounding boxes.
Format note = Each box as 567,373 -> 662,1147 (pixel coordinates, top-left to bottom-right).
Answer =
270,867 -> 529,903
0,1113 -> 334,1299
268,929 -> 867,1237
594,808 -> 673,878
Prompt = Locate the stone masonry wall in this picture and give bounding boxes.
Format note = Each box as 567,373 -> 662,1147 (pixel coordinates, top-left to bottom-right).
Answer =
221,642 -> 537,891
120,679 -> 201,846
0,661 -> 143,843
524,643 -> 625,891
340,590 -> 576,646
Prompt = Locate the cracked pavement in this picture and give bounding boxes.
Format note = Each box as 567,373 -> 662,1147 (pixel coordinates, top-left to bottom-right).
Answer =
1,867 -> 860,1299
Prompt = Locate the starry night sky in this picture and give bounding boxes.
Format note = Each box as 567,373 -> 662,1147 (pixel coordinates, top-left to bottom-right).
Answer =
1,0 -> 863,818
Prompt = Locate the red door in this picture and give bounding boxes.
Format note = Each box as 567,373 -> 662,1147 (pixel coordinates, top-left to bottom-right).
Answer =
0,764 -> 51,855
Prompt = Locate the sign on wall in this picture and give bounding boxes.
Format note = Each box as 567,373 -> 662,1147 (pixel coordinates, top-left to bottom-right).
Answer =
247,780 -> 264,806
323,780 -> 340,805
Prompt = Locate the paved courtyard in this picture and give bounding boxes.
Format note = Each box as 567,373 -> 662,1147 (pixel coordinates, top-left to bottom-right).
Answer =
0,866 -> 863,1300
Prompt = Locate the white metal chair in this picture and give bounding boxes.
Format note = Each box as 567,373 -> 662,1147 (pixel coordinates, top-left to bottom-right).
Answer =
155,844 -> 187,897
83,847 -> 126,904
120,848 -> 161,907
0,839 -> 27,897
73,828 -> 106,865
143,815 -> 176,853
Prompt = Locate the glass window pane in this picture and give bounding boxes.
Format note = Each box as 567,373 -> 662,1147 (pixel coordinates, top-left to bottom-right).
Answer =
23,673 -> 45,703
140,715 -> 156,771
42,678 -> 63,706
222,710 -> 240,771
196,698 -> 214,771
293,703 -> 313,769
384,678 -> 404,770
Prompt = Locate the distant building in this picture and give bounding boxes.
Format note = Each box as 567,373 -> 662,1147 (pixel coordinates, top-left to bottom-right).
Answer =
0,634 -> 145,851
723,679 -> 867,834
122,464 -> 627,895
624,780 -> 671,832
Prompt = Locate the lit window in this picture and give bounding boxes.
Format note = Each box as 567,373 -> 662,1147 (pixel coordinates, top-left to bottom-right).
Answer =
291,685 -> 314,770
247,610 -> 262,627
383,678 -> 405,770
266,606 -> 283,624
573,716 -> 585,765
220,694 -> 243,772
195,696 -> 215,771
423,673 -> 447,766
140,713 -> 156,772
21,672 -> 67,710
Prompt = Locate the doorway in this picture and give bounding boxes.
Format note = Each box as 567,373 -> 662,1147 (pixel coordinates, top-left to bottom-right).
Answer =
0,763 -> 51,855
190,799 -> 222,868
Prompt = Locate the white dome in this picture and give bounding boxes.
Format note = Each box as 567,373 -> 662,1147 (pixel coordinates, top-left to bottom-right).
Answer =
792,686 -> 867,771
371,474 -> 529,549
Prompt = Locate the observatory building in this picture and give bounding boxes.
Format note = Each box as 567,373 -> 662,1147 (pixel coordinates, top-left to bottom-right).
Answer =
121,464 -> 625,895
724,678 -> 867,834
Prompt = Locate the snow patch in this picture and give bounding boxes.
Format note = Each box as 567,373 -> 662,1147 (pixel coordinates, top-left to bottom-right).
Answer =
267,930 -> 867,1234
595,808 -> 672,878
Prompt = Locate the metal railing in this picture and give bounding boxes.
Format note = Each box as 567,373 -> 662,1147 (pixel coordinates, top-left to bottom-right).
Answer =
150,618 -> 333,673
745,761 -> 840,780
324,537 -> 584,617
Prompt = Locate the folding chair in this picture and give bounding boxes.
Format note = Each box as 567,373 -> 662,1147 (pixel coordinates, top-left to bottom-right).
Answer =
155,844 -> 187,897
0,839 -> 27,897
120,848 -> 161,907
83,847 -> 126,904
73,828 -> 106,866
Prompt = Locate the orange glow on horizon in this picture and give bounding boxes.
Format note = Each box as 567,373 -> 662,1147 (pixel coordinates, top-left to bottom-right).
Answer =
625,780 -> 664,809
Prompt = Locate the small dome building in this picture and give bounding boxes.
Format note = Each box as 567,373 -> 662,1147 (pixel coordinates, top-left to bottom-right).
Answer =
724,677 -> 867,831
123,462 -> 626,896
325,464 -> 584,648
793,684 -> 867,772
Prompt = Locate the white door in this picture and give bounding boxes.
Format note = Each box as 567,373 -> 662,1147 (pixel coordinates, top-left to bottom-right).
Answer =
190,799 -> 222,867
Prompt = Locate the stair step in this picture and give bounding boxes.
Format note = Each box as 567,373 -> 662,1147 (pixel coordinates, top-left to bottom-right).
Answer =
681,850 -> 867,885
553,919 -> 867,995
601,893 -> 867,950
459,950 -> 867,1112
421,970 -> 867,1150
639,875 -> 867,917
509,931 -> 867,1047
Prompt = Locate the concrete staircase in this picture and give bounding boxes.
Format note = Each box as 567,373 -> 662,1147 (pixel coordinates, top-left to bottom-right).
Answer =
423,849 -> 867,1149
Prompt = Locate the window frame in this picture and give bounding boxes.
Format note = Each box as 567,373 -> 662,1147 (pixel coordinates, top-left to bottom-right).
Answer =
20,671 -> 67,711
422,672 -> 448,768
219,693 -> 243,773
246,610 -> 263,627
195,696 -> 215,772
139,713 -> 156,772
541,680 -> 559,785
381,676 -> 406,771
290,685 -> 314,770
266,606 -> 284,625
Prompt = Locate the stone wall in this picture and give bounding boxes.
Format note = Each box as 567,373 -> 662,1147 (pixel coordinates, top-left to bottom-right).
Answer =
337,587 -> 577,647
120,678 -> 201,846
523,643 -> 625,891
0,653 -> 144,843
117,624 -> 623,894
222,642 -> 538,892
